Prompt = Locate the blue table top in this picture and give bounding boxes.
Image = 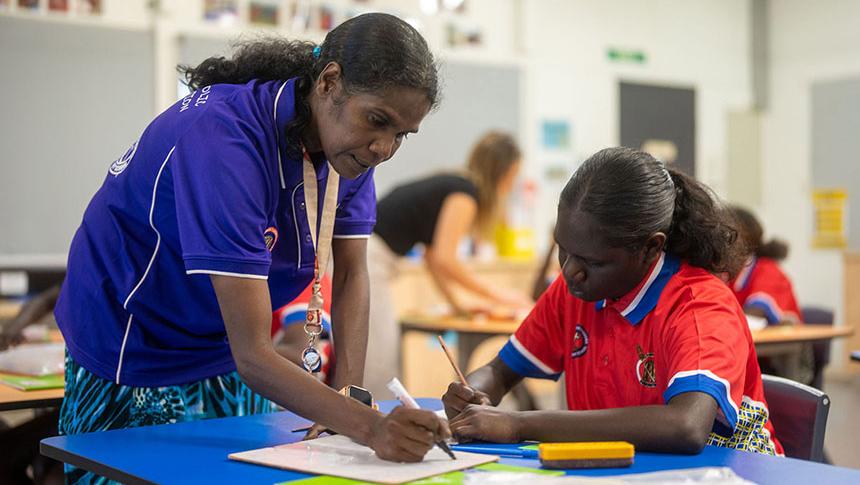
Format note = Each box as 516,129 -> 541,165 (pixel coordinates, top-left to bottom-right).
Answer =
42,398 -> 860,485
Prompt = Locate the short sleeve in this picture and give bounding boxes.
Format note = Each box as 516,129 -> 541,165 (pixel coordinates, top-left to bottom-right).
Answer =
498,275 -> 567,380
661,293 -> 749,433
333,168 -> 376,238
172,103 -> 275,279
744,263 -> 800,324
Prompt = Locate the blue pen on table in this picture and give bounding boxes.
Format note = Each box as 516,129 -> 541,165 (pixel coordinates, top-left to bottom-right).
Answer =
450,443 -> 539,458
386,377 -> 457,460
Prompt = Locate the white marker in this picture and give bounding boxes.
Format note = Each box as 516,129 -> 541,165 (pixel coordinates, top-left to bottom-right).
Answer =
387,377 -> 420,409
386,377 -> 456,460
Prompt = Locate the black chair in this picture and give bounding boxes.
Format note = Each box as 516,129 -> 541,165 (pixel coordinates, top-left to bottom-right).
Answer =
762,374 -> 830,462
800,306 -> 834,390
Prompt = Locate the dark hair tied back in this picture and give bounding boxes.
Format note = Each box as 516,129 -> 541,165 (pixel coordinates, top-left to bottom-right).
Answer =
560,147 -> 745,276
178,13 -> 439,156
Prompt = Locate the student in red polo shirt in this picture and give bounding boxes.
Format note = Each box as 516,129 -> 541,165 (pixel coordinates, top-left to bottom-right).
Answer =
728,205 -> 812,384
442,147 -> 782,455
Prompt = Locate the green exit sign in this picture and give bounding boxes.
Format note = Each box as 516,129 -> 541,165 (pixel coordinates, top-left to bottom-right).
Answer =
607,48 -> 646,64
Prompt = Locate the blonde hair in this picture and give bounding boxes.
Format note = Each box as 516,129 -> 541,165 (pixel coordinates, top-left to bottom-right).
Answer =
465,131 -> 521,238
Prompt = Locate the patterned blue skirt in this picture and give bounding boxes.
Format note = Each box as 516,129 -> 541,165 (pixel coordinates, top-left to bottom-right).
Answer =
59,351 -> 273,484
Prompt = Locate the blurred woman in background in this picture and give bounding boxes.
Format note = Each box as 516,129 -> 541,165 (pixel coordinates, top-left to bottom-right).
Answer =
364,131 -> 532,396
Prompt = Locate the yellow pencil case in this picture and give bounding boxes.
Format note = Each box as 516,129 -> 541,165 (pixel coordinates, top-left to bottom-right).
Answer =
539,442 -> 634,469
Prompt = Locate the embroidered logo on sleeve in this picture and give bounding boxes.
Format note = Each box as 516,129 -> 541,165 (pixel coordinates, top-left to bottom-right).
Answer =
264,227 -> 279,252
109,141 -> 139,176
571,325 -> 589,358
635,344 -> 656,388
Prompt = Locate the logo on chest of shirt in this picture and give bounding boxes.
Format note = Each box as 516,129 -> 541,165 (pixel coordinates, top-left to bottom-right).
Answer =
571,325 -> 589,358
264,227 -> 279,252
635,344 -> 656,388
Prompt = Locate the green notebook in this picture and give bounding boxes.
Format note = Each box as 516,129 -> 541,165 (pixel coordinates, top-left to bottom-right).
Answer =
0,373 -> 64,391
280,462 -> 564,485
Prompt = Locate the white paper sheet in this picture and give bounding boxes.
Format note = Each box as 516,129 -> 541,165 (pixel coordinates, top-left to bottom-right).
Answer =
228,434 -> 498,484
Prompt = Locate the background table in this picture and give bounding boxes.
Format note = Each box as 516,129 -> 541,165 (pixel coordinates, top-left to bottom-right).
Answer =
42,398 -> 860,485
401,313 -> 854,373
0,382 -> 63,411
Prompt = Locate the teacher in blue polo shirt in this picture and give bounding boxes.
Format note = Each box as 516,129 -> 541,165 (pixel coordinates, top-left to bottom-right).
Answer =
55,13 -> 448,478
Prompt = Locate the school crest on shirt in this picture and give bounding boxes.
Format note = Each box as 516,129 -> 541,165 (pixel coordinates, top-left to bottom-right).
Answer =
635,344 -> 656,388
264,227 -> 279,252
571,325 -> 589,358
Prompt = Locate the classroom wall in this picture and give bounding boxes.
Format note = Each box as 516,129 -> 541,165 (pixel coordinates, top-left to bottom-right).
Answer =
763,0 -> 860,367
519,0 -> 752,246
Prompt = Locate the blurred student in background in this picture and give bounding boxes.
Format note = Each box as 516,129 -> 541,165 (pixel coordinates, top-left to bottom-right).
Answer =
728,205 -> 801,325
729,205 -> 813,384
272,277 -> 335,386
364,131 -> 532,396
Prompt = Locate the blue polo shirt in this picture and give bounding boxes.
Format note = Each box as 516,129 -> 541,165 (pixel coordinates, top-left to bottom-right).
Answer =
55,79 -> 376,387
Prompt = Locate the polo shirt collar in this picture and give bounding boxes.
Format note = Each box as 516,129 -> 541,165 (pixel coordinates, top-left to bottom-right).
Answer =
273,79 -> 328,185
733,256 -> 757,292
595,252 -> 682,325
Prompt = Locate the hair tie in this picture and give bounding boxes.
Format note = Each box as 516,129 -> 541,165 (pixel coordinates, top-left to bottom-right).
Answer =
313,46 -> 321,59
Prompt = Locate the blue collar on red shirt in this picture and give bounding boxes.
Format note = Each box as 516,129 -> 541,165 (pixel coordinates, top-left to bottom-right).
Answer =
595,252 -> 682,325
733,256 -> 757,292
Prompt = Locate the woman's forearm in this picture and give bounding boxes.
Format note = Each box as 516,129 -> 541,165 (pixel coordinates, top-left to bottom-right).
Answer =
425,254 -> 497,302
235,344 -> 380,444
330,241 -> 371,389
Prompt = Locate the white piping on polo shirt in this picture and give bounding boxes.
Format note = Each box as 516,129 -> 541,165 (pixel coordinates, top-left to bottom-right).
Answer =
619,252 -> 665,317
291,182 -> 304,270
186,269 -> 268,280
667,369 -> 740,418
332,234 -> 372,239
509,334 -> 559,375
273,82 -> 287,190
116,146 -> 176,384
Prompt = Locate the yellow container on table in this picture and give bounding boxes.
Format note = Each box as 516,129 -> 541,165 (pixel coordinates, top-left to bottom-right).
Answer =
494,223 -> 536,260
539,442 -> 635,469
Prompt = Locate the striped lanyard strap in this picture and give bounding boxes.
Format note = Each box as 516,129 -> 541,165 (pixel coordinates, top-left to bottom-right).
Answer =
300,147 -> 340,372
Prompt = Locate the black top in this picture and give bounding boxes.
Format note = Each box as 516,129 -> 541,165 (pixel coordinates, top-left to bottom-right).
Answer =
374,174 -> 479,256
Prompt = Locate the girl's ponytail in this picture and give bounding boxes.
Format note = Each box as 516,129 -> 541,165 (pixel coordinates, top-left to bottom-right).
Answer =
666,169 -> 745,276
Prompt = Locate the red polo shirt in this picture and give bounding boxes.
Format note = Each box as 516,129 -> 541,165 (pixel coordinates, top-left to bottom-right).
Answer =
731,257 -> 801,325
499,252 -> 782,455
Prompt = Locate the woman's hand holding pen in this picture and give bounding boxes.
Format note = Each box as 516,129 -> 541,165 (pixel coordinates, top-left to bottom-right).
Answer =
367,406 -> 451,463
442,381 -> 492,419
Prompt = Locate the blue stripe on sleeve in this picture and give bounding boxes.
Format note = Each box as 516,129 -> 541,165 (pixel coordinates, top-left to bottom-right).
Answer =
664,373 -> 738,431
498,341 -> 561,381
745,300 -> 781,325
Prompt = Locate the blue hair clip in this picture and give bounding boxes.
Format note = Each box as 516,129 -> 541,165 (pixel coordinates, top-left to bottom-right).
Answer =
313,46 -> 321,59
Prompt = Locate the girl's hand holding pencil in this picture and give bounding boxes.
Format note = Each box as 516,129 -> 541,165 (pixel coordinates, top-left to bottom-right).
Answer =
437,335 -> 492,419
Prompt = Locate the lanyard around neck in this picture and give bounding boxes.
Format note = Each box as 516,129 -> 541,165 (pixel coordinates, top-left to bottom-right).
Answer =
302,149 -> 339,314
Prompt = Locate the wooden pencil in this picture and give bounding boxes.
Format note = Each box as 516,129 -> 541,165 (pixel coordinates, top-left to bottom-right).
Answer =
437,334 -> 468,385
